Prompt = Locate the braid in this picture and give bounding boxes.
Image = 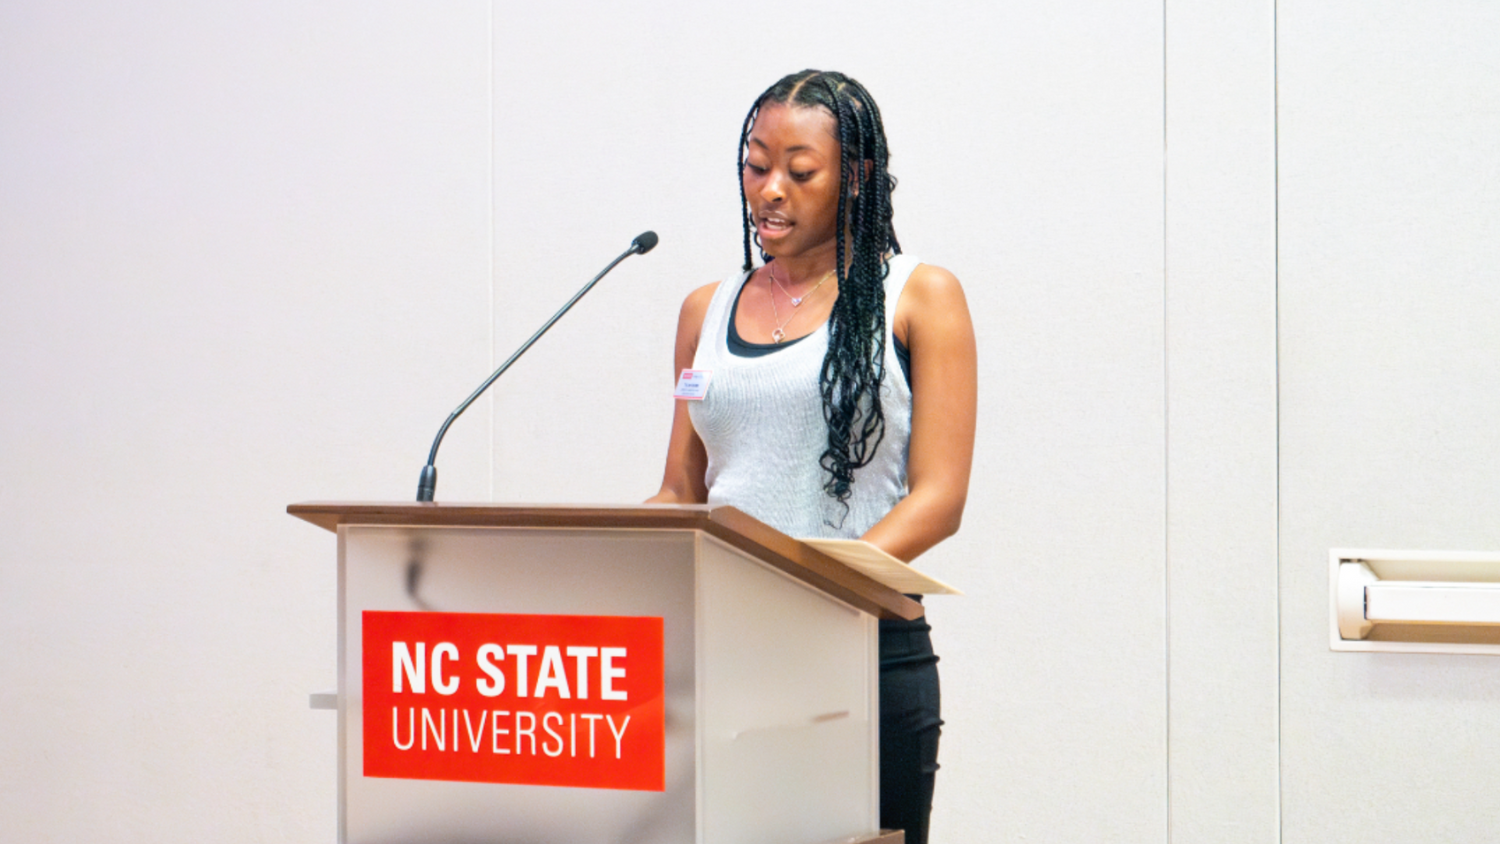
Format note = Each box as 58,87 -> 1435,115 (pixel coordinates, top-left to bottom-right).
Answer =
737,103 -> 760,271
738,70 -> 901,514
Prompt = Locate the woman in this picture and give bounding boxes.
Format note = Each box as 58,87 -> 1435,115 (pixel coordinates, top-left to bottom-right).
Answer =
649,70 -> 976,844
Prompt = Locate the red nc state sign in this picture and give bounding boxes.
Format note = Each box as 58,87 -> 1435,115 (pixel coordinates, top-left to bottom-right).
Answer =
361,611 -> 665,791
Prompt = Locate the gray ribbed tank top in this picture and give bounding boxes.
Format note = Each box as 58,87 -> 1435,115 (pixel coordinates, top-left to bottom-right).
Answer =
688,254 -> 917,538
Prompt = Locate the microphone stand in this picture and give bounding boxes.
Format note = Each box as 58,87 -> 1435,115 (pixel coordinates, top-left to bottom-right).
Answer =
416,231 -> 659,502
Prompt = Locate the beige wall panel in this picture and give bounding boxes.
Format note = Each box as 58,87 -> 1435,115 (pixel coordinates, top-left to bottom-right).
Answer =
1165,1 -> 1280,841
0,3 -> 493,840
1279,1 -> 1500,841
0,0 -> 1282,839
488,2 -> 1169,840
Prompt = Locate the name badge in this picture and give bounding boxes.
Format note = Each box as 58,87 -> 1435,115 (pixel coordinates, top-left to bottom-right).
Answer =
673,369 -> 712,400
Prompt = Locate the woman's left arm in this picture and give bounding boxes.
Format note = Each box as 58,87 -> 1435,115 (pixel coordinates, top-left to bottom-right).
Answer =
860,263 -> 977,562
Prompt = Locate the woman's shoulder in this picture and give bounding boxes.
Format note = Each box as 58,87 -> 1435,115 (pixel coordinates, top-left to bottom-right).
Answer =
893,260 -> 971,342
896,261 -> 966,312
904,259 -> 960,290
680,263 -> 755,325
680,280 -> 721,324
674,280 -> 724,354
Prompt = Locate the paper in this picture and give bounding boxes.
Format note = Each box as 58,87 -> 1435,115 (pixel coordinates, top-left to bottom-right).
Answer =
800,539 -> 962,595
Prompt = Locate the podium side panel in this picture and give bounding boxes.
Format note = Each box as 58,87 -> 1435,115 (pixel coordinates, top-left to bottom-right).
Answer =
341,526 -> 697,844
696,534 -> 880,844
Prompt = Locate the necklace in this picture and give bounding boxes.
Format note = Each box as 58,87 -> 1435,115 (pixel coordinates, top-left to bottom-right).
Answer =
768,263 -> 836,307
768,285 -> 795,343
764,264 -> 835,343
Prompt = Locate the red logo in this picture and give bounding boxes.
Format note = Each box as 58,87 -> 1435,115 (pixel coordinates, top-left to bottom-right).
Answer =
361,611 -> 665,791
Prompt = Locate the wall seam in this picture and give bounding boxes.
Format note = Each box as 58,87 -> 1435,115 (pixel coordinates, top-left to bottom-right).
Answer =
1162,1 -> 1174,842
486,0 -> 497,503
1272,0 -> 1284,841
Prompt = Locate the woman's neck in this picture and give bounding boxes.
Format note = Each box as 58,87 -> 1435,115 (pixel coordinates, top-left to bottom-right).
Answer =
768,243 -> 839,285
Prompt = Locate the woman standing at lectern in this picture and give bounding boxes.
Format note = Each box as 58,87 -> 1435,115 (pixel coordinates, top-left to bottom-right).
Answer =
647,70 -> 977,844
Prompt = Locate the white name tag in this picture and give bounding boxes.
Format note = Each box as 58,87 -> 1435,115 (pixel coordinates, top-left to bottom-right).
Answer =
673,369 -> 712,400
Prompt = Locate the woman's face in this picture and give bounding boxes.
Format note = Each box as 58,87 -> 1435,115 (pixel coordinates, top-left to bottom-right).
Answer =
742,103 -> 843,263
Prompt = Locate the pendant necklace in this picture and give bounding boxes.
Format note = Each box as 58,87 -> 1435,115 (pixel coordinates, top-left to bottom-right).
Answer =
765,264 -> 836,343
769,262 -> 836,307
768,289 -> 795,343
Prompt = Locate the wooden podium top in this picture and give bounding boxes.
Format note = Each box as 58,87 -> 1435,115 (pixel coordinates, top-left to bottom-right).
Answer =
288,502 -> 923,621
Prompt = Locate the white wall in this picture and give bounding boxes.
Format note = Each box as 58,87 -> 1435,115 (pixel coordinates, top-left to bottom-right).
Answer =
489,4 -> 1177,836
3,1 -> 1495,842
1278,2 -> 1500,840
1166,1 -> 1280,840
0,3 -> 494,840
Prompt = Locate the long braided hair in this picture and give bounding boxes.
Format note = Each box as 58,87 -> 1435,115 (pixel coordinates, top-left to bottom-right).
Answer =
737,70 -> 901,511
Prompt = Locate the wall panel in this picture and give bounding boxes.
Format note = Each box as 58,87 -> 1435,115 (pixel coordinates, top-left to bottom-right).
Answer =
1278,2 -> 1500,841
0,3 -> 493,840
1165,1 -> 1280,841
488,2 -> 1170,840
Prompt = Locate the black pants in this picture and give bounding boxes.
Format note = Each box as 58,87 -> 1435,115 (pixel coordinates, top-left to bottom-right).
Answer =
879,614 -> 942,844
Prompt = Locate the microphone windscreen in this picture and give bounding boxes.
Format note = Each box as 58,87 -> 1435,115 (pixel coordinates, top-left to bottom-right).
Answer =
632,231 -> 659,254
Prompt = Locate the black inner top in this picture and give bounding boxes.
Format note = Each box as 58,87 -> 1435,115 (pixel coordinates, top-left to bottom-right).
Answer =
726,276 -> 912,387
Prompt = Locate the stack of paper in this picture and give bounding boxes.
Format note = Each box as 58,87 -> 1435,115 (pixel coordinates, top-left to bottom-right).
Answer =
800,539 -> 962,596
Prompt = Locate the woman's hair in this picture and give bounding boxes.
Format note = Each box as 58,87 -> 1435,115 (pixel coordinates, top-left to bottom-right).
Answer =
737,69 -> 901,512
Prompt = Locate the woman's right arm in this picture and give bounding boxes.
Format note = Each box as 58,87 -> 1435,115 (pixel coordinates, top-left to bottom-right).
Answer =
646,283 -> 718,504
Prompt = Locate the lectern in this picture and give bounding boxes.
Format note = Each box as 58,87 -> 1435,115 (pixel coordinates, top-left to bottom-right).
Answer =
289,502 -> 916,844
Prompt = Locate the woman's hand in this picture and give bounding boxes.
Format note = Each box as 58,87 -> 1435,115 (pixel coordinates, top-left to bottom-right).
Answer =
861,263 -> 978,561
646,283 -> 717,504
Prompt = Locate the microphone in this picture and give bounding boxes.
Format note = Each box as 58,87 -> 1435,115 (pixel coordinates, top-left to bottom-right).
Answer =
415,231 -> 660,502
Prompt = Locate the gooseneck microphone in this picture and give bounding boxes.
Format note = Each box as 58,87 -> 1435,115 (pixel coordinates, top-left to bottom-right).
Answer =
415,231 -> 659,502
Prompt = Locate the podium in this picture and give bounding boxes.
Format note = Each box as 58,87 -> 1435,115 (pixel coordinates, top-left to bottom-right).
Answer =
289,502 -> 917,844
